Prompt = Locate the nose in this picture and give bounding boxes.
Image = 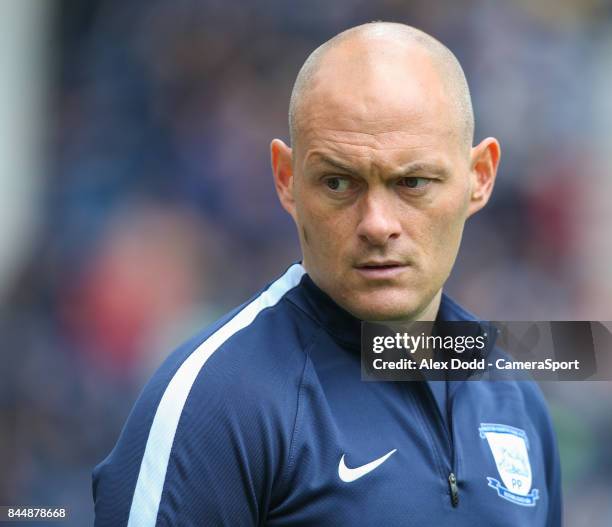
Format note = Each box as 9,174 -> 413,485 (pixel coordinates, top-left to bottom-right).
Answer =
356,189 -> 401,247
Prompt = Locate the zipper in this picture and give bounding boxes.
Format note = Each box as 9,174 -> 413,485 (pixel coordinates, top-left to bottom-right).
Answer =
446,380 -> 459,508
414,380 -> 460,508
411,321 -> 493,509
448,472 -> 459,507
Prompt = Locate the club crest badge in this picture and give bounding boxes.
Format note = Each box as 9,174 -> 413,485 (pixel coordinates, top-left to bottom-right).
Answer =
479,423 -> 539,507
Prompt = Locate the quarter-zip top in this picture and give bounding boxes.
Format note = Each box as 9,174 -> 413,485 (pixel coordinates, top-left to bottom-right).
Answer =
93,264 -> 562,527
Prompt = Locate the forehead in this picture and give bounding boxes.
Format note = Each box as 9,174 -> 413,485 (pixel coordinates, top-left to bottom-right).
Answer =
294,41 -> 462,165
297,103 -> 460,173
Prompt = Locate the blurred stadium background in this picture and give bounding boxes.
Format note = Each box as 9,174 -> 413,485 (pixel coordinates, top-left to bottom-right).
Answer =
1,0 -> 611,525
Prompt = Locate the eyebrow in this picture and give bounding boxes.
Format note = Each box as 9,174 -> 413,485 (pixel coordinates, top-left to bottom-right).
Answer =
308,154 -> 450,179
308,154 -> 356,174
392,162 -> 450,179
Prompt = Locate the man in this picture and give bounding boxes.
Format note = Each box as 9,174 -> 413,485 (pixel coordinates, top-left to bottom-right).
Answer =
93,22 -> 561,526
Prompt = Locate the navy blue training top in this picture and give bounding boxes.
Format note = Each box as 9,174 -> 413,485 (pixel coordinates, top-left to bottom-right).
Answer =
93,263 -> 562,526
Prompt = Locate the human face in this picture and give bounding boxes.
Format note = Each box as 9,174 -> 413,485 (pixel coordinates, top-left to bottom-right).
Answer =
272,44 -> 498,321
296,128 -> 470,321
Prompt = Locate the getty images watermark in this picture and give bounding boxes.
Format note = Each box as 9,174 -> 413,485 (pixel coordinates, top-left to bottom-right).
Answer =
361,321 -> 612,381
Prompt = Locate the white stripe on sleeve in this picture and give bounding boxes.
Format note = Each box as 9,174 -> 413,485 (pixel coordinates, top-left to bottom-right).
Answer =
127,263 -> 305,527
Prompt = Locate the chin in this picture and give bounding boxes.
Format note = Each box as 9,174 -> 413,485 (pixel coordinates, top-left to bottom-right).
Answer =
345,294 -> 424,322
345,280 -> 445,321
354,306 -> 416,322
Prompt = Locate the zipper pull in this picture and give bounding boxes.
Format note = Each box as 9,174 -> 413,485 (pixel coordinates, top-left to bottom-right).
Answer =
448,472 -> 459,507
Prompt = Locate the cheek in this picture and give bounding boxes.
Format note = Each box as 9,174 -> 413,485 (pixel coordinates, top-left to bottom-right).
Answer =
414,190 -> 469,260
299,200 -> 353,258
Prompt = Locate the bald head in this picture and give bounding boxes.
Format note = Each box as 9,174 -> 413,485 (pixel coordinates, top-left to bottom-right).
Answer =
288,22 -> 474,152
271,23 -> 500,323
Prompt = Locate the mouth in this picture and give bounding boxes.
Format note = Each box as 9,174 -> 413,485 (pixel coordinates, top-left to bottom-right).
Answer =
353,261 -> 408,279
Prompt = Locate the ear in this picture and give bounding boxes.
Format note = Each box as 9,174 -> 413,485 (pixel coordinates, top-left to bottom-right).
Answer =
467,137 -> 501,218
271,138 -> 297,220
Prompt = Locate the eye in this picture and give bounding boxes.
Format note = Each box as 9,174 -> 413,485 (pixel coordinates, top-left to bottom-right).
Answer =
325,176 -> 352,192
397,177 -> 430,189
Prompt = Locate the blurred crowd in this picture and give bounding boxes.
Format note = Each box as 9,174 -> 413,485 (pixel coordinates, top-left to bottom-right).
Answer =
1,0 -> 611,524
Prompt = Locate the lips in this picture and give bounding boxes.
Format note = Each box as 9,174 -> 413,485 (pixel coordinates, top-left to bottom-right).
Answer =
354,261 -> 408,279
357,261 -> 403,269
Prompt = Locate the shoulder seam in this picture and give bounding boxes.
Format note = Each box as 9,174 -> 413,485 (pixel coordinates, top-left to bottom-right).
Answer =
278,327 -> 324,492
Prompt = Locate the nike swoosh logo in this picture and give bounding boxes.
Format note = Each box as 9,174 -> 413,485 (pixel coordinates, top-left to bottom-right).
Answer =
338,449 -> 397,482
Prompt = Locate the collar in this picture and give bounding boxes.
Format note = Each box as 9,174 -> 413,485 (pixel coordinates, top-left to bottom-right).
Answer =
286,265 -> 496,359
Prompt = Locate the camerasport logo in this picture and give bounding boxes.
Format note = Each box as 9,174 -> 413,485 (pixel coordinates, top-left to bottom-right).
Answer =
479,423 -> 540,507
